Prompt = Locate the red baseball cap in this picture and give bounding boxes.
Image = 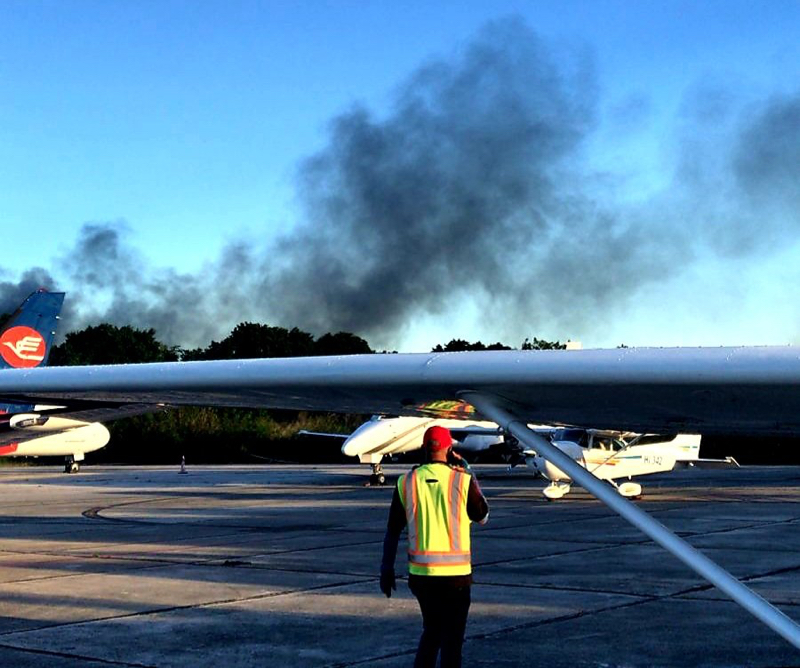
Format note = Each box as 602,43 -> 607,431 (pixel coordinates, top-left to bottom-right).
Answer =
423,425 -> 452,451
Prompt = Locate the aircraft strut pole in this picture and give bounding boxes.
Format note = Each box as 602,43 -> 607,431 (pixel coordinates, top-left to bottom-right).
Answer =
462,391 -> 800,650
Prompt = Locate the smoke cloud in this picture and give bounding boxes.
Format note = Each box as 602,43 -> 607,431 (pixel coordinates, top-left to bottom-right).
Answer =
2,18 -> 798,349
269,19 -> 598,340
0,268 -> 58,316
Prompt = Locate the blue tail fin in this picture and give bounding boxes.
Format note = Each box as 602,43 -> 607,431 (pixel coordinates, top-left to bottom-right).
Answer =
0,290 -> 65,369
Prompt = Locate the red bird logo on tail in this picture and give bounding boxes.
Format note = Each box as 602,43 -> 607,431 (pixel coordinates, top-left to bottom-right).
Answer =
0,326 -> 46,368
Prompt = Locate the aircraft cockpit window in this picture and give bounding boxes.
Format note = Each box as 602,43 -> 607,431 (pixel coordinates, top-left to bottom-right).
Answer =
555,429 -> 588,446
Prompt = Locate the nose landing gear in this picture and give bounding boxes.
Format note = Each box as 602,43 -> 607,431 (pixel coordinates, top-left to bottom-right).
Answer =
367,463 -> 386,486
64,454 -> 83,474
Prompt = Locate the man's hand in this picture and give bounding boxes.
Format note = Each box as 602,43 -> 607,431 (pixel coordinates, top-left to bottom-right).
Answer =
447,449 -> 471,472
380,568 -> 396,598
447,449 -> 464,466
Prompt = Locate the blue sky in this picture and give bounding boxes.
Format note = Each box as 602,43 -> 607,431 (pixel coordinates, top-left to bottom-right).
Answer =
1,0 -> 799,351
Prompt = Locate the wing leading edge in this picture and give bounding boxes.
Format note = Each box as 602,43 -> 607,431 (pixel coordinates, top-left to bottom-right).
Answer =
0,346 -> 798,435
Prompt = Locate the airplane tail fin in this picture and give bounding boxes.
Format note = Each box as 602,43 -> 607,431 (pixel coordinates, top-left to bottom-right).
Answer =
0,290 -> 65,369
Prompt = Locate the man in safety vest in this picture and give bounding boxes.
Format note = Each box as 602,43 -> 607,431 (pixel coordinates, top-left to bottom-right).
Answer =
380,425 -> 489,668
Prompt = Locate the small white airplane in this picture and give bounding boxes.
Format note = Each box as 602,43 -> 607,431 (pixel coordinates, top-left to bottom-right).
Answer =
526,428 -> 709,500
303,415 -> 523,484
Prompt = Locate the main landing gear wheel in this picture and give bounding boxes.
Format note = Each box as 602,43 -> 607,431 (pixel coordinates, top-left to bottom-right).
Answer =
608,480 -> 642,500
64,456 -> 80,474
542,482 -> 571,501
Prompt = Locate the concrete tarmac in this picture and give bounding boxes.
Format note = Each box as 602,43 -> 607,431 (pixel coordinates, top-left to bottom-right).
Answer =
0,463 -> 797,667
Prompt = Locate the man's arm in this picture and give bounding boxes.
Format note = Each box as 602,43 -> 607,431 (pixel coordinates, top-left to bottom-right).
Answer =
380,486 -> 406,597
467,476 -> 489,525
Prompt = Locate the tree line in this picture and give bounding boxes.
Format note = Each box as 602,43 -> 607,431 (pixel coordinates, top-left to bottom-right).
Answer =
47,322 -> 566,365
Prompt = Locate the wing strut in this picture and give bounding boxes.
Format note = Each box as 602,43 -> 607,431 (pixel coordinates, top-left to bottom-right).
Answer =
461,391 -> 800,649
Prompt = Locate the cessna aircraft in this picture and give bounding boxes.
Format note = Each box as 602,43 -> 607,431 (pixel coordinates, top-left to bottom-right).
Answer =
526,429 -> 705,499
0,290 -> 143,473
0,346 -> 797,647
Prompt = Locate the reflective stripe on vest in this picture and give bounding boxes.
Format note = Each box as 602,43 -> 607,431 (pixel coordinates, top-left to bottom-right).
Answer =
397,463 -> 472,576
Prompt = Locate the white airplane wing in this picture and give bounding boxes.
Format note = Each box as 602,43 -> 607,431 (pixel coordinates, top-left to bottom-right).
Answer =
0,346 -> 797,435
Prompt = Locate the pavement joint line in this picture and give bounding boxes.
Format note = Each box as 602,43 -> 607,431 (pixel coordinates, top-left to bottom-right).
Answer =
260,538 -> 383,556
325,644 -> 417,667
741,562 -> 800,582
205,562 -> 381,579
0,642 -> 157,668
682,594 -> 800,609
467,596 -> 654,640
0,576 -> 373,639
677,516 -> 800,538
0,549 -> 370,581
473,578 -> 658,599
668,562 -> 800,602
0,559 -> 171,585
0,549 -> 383,576
478,515 -> 615,532
474,542 -> 626,567
481,532 -> 631,546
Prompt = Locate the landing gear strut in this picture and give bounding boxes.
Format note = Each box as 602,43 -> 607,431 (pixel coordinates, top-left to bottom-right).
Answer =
368,463 -> 386,486
64,455 -> 80,474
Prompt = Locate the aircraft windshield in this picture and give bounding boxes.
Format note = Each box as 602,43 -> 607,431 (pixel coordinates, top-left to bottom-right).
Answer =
554,429 -> 589,446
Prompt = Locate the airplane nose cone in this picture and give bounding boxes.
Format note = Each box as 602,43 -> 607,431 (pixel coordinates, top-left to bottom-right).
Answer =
342,422 -> 381,457
342,433 -> 364,457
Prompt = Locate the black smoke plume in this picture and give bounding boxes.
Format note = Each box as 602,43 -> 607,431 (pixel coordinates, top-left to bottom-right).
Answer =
269,18 -> 602,342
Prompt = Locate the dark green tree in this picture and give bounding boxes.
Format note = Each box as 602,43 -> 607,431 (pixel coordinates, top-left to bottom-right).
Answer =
50,324 -> 179,365
315,332 -> 373,356
432,339 -> 512,352
184,323 -> 373,360
520,337 -> 567,350
191,322 -> 316,360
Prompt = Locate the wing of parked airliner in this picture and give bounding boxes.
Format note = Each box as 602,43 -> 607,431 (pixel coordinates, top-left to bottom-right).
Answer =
0,403 -> 165,447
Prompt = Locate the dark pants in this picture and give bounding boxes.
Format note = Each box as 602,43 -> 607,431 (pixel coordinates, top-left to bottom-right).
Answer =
408,576 -> 471,668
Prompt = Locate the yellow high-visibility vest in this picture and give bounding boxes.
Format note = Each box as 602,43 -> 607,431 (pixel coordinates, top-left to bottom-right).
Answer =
398,462 -> 472,576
